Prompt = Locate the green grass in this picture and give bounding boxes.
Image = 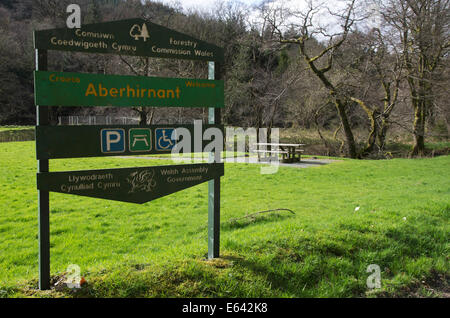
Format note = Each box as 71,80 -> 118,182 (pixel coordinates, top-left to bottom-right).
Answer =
0,141 -> 448,298
0,126 -> 34,132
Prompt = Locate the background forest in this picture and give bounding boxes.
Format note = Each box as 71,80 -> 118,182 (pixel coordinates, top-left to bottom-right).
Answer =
0,0 -> 448,158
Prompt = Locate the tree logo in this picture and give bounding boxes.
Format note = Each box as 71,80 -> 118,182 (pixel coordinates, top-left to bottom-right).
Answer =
129,23 -> 149,42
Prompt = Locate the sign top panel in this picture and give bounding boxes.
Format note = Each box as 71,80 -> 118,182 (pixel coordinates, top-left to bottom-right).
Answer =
34,18 -> 224,62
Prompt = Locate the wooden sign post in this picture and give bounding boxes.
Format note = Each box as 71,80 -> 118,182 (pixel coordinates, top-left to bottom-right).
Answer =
34,19 -> 224,290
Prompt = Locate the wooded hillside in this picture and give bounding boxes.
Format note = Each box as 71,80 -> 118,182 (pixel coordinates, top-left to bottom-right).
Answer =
0,0 -> 448,158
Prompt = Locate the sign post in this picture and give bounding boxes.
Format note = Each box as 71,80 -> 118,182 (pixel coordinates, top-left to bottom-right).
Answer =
208,61 -> 221,259
35,49 -> 50,290
34,18 -> 225,289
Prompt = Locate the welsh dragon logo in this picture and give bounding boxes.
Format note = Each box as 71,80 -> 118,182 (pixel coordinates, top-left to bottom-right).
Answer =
127,170 -> 156,193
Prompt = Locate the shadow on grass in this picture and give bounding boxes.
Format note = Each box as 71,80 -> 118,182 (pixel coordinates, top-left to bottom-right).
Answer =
8,206 -> 448,298
227,241 -> 366,297
295,160 -> 329,165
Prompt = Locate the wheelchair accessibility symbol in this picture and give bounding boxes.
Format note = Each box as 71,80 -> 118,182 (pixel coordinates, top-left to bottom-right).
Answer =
155,128 -> 176,151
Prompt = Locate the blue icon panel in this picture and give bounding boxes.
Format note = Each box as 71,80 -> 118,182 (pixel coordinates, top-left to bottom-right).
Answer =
101,129 -> 125,153
155,128 -> 176,151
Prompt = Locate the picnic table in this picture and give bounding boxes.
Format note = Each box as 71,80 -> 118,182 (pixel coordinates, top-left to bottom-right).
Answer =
254,142 -> 305,163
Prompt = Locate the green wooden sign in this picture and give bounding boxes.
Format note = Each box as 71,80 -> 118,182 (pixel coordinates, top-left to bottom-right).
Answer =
34,71 -> 224,108
37,163 -> 224,204
34,18 -> 224,62
36,124 -> 223,159
34,18 -> 224,290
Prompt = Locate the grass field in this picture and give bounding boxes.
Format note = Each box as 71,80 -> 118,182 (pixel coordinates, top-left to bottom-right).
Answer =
0,141 -> 448,298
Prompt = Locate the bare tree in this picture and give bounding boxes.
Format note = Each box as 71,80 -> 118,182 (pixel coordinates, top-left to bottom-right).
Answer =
378,0 -> 450,156
340,28 -> 404,155
264,0 -> 413,158
266,0 -> 365,157
119,56 -> 157,125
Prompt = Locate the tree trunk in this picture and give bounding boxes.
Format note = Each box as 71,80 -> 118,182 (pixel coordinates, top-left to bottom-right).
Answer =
360,110 -> 378,157
148,108 -> 155,125
410,75 -> 432,157
138,107 -> 147,126
335,99 -> 358,158
411,100 -> 426,157
378,117 -> 389,153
